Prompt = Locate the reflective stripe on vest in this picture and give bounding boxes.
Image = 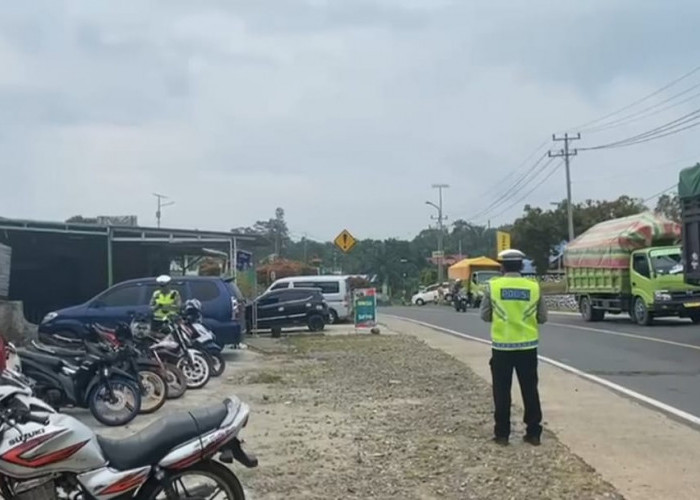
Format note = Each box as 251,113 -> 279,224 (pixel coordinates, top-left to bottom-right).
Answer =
489,276 -> 540,351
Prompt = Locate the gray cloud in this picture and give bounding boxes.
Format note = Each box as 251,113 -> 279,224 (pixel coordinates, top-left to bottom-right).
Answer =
0,0 -> 698,240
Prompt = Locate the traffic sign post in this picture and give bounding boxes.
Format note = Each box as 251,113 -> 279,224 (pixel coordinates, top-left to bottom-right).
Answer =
334,229 -> 357,253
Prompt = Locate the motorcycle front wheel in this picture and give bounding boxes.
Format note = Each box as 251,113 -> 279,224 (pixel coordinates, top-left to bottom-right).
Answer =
209,352 -> 226,377
138,460 -> 245,500
138,369 -> 168,414
89,377 -> 141,426
177,350 -> 211,390
163,363 -> 187,399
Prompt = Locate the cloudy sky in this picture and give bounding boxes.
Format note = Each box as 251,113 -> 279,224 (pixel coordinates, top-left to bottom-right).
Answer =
1,0 -> 699,242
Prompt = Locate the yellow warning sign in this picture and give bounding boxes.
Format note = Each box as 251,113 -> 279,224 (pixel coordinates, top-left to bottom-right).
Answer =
496,231 -> 511,254
334,229 -> 357,253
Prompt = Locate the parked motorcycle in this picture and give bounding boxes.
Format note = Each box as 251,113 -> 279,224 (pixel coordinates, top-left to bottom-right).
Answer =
139,317 -> 212,390
181,299 -> 226,377
0,376 -> 257,500
14,343 -> 142,427
29,325 -> 169,415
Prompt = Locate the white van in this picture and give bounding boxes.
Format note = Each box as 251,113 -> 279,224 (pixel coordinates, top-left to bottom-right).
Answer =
266,275 -> 351,323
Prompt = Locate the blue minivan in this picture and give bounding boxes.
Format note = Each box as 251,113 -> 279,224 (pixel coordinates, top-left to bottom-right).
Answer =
38,276 -> 246,346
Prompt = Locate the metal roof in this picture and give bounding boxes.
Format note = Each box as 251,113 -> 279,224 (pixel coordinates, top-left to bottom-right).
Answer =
0,217 -> 260,243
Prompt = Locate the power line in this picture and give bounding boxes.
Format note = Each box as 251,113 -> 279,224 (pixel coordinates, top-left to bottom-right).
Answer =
476,140 -> 551,199
465,152 -> 551,221
571,63 -> 700,131
575,154 -> 700,183
643,184 -> 677,204
580,107 -> 700,151
472,160 -> 564,224
584,82 -> 700,133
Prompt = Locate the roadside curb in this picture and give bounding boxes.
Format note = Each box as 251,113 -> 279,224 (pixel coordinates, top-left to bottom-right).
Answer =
381,314 -> 700,429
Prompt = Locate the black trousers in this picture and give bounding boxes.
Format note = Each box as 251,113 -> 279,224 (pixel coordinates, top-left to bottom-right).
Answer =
489,348 -> 542,439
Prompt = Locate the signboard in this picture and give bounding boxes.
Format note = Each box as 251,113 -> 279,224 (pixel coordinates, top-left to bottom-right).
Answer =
496,231 -> 511,254
334,229 -> 357,253
431,251 -> 444,258
353,288 -> 377,330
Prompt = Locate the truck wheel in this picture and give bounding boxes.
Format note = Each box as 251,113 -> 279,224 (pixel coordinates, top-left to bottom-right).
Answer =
690,313 -> 700,325
580,296 -> 594,321
633,297 -> 653,326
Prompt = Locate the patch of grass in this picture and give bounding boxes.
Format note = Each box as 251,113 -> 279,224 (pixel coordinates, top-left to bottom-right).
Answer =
246,371 -> 284,384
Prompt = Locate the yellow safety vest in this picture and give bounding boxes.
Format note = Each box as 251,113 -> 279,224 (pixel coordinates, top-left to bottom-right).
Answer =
152,290 -> 179,320
489,276 -> 540,351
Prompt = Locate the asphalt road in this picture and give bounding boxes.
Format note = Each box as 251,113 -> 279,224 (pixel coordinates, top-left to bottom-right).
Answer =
382,305 -> 700,420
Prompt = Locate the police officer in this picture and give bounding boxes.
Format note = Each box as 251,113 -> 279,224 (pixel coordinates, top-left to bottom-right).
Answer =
150,275 -> 182,331
479,249 -> 547,446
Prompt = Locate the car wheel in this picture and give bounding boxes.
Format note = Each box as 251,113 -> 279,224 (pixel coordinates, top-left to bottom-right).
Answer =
415,298 -> 425,306
328,309 -> 339,324
690,313 -> 700,324
307,314 -> 325,332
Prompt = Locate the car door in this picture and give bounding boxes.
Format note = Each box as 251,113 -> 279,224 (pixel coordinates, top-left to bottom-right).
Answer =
631,252 -> 653,305
255,292 -> 282,328
84,282 -> 147,327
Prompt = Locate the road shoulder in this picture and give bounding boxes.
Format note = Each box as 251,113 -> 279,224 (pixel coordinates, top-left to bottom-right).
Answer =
382,315 -> 700,500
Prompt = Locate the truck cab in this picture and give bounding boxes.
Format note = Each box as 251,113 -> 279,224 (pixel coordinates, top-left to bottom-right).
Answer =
628,246 -> 700,324
468,270 -> 502,307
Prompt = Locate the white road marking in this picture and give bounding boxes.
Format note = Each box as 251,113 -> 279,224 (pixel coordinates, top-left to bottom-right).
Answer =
547,322 -> 700,351
383,314 -> 700,428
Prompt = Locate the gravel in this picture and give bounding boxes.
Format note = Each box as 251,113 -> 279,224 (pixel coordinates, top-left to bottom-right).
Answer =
237,333 -> 623,500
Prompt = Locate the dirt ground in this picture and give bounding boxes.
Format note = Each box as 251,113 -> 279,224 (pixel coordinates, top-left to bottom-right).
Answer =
229,329 -> 623,500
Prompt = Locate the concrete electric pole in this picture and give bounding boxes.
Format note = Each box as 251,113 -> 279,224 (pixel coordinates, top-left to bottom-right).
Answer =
548,133 -> 580,242
426,183 -> 449,283
153,193 -> 175,228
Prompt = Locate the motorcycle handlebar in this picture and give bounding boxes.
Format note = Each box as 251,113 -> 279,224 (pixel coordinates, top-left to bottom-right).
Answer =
25,413 -> 49,425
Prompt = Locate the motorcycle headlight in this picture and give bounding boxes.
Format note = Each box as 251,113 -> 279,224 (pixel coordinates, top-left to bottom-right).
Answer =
42,312 -> 58,324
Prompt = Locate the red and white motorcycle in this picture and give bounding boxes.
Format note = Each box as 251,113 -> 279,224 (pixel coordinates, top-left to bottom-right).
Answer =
0,370 -> 257,499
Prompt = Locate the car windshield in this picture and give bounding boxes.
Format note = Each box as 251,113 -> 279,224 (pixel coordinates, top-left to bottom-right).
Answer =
649,251 -> 684,275
475,272 -> 501,283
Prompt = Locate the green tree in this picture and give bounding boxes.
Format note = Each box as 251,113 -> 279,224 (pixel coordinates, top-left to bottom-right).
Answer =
655,193 -> 681,222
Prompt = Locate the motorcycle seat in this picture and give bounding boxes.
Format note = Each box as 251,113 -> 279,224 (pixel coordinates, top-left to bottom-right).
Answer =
17,348 -> 69,370
30,341 -> 86,360
96,402 -> 229,470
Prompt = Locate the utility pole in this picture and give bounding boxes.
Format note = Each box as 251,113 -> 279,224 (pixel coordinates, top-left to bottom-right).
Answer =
549,133 -> 580,242
153,193 -> 175,228
426,183 -> 449,283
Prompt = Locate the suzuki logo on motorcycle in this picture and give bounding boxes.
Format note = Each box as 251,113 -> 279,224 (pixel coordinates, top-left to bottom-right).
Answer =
9,428 -> 45,446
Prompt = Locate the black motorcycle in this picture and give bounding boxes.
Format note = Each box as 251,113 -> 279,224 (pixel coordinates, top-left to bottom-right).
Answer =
31,324 -> 168,415
15,344 -> 142,426
454,290 -> 469,312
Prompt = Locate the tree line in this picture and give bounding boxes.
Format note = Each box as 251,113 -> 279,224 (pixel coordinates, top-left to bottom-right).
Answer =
233,194 -> 680,297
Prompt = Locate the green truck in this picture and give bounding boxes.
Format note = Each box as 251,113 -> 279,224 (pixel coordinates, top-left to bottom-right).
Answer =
680,163 -> 700,286
564,211 -> 700,326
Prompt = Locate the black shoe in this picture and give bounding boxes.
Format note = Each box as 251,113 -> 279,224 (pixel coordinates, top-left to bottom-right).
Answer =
492,436 -> 509,446
523,435 -> 541,446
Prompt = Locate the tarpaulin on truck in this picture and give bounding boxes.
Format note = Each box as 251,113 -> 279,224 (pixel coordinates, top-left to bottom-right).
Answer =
563,212 -> 680,269
447,256 -> 500,280
679,163 -> 700,199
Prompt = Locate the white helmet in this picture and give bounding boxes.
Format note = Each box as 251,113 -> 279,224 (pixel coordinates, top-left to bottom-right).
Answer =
156,275 -> 172,286
497,249 -> 526,262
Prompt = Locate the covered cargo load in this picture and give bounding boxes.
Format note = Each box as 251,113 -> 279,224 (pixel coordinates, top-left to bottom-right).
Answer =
564,212 -> 680,269
680,163 -> 700,284
564,212 -> 680,295
447,256 -> 500,280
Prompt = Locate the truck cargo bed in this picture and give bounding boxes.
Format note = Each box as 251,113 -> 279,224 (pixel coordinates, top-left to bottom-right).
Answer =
566,267 -> 631,295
